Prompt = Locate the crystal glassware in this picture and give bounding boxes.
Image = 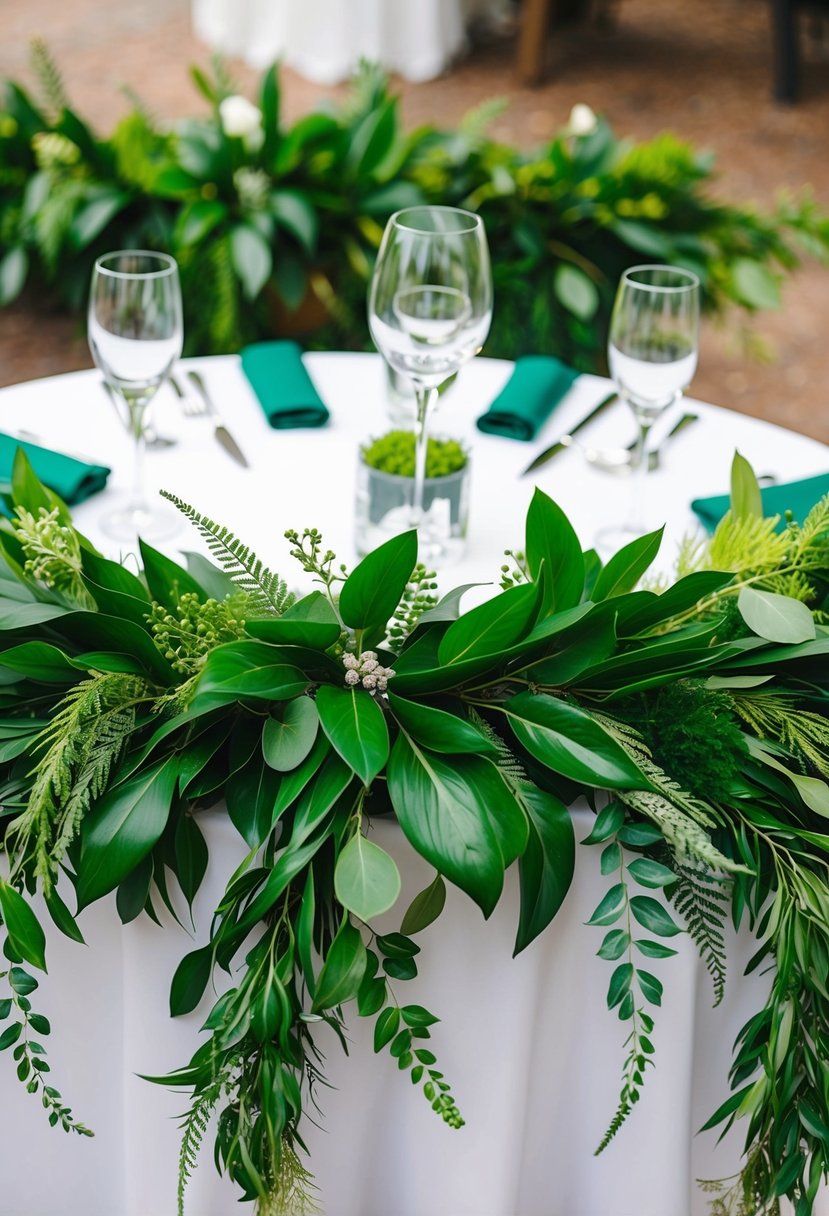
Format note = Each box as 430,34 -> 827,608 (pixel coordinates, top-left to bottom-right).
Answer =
88,250 -> 183,541
368,206 -> 492,560
597,264 -> 700,550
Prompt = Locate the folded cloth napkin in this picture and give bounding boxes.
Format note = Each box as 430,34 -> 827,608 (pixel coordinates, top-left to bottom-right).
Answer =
0,434 -> 110,505
241,340 -> 329,429
692,472 -> 829,533
476,355 -> 580,441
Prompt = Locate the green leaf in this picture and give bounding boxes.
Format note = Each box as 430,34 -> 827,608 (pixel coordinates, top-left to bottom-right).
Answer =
387,734 -> 515,917
400,1004 -> 439,1028
348,96 -> 398,178
598,929 -> 630,960
747,739 -> 829,818
627,858 -> 676,888
0,1023 -> 22,1051
68,189 -> 128,249
312,917 -> 367,1011
587,883 -> 626,927
195,641 -> 309,706
634,939 -> 678,959
76,756 -> 179,909
271,189 -> 318,254
226,754 -> 281,849
138,538 -> 207,609
388,694 -> 497,756
374,1006 -> 400,1052
316,685 -> 389,788
636,969 -> 664,1006
607,962 -> 634,1009
9,967 -> 37,996
44,886 -> 85,945
437,581 -> 541,667
505,693 -> 648,789
592,528 -> 663,601
338,530 -> 418,632
334,833 -> 401,921
0,883 -> 46,972
629,895 -> 682,937
174,813 -> 209,909
176,198 -> 227,245
553,263 -> 599,321
230,223 -> 273,299
525,488 -> 584,613
737,587 -> 815,645
582,801 -> 625,844
376,932 -> 420,958
600,842 -> 622,875
262,697 -> 320,772
400,873 -> 446,935
618,823 -> 664,847
0,246 -> 28,306
246,591 -> 341,650
514,785 -> 575,954
169,945 -> 213,1016
732,258 -> 780,310
730,451 -> 762,521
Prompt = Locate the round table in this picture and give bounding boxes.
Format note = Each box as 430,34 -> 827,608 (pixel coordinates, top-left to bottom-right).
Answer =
0,354 -> 826,1216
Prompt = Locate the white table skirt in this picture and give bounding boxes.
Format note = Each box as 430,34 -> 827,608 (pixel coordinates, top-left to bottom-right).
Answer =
192,0 -> 504,82
0,354 -> 826,1215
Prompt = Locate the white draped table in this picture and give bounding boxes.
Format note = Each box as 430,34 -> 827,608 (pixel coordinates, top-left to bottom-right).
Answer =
0,353 -> 826,1216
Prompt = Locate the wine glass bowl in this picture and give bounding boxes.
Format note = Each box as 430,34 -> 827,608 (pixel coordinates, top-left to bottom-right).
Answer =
88,250 -> 183,541
368,206 -> 492,558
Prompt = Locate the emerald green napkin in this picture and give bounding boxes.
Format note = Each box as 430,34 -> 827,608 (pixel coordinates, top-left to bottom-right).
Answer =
241,341 -> 329,429
476,356 -> 580,441
0,434 -> 109,505
692,473 -> 829,533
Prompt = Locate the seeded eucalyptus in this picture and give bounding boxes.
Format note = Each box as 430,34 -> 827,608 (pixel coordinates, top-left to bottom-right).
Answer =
0,450 -> 828,1215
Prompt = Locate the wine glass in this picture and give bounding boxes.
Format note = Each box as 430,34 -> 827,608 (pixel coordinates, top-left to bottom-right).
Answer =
368,206 -> 492,559
88,251 -> 183,541
597,264 -> 699,550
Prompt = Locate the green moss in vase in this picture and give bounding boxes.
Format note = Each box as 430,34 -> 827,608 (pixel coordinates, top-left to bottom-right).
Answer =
361,430 -> 468,478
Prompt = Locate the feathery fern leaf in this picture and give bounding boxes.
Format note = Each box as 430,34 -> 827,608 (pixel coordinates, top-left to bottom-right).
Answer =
670,863 -> 729,1006
30,38 -> 69,118
159,493 -> 295,618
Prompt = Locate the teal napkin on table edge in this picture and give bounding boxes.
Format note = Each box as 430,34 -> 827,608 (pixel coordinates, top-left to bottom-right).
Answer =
475,355 -> 580,441
0,434 -> 110,508
691,472 -> 829,534
241,340 -> 330,429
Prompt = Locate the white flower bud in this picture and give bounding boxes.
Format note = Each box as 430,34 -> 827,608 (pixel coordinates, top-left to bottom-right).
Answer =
342,654 -> 359,670
567,103 -> 598,137
361,658 -> 379,674
219,95 -> 263,139
377,676 -> 388,691
344,670 -> 359,686
361,651 -> 377,662
362,674 -> 378,689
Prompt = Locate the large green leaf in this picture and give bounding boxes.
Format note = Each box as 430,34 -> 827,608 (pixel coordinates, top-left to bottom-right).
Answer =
592,528 -> 663,601
400,873 -> 446,935
194,641 -> 309,706
0,246 -> 28,306
504,692 -> 647,789
338,531 -> 418,633
262,697 -> 320,773
169,945 -> 213,1016
0,882 -> 47,971
76,756 -> 179,909
438,581 -> 541,667
312,917 -> 367,1011
737,587 -> 815,645
138,539 -> 206,609
730,451 -> 762,521
246,592 -> 341,650
316,685 -> 389,787
616,571 -> 733,636
387,734 -> 522,916
230,223 -> 273,299
0,641 -> 80,684
270,732 -> 330,821
271,189 -> 318,254
226,754 -> 281,849
334,833 -> 401,921
388,694 -> 498,755
517,601 -> 616,686
514,785 -> 575,954
525,488 -> 584,613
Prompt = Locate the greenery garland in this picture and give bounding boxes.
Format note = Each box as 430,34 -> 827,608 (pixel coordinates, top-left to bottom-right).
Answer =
0,449 -> 828,1214
2,47 -> 828,369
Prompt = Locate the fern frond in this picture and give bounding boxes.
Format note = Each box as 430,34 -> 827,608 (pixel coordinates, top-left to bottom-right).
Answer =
730,691 -> 829,778
707,512 -> 788,574
468,707 -> 530,785
10,673 -> 150,890
29,38 -> 69,118
177,1077 -> 225,1216
159,493 -> 295,618
670,862 -> 729,1006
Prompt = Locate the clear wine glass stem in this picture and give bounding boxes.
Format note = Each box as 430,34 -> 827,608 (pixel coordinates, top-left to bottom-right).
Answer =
123,391 -> 153,518
411,384 -> 436,526
626,410 -> 653,532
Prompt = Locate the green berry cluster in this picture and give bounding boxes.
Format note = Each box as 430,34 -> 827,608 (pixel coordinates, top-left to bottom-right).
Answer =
361,431 -> 467,479
148,592 -> 246,674
387,563 -> 439,647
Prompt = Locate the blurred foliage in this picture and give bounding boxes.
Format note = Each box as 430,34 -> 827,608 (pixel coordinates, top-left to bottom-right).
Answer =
1,49 -> 828,368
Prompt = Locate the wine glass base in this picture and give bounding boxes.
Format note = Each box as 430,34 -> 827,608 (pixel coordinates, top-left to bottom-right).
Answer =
100,501 -> 182,543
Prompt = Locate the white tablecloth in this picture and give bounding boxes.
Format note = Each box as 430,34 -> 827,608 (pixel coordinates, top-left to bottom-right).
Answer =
0,355 -> 826,1216
192,0 -> 507,82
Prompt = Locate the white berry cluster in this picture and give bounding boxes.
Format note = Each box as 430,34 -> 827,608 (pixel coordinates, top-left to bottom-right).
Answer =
342,651 -> 395,693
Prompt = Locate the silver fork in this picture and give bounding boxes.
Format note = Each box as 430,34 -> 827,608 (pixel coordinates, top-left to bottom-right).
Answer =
174,370 -> 250,468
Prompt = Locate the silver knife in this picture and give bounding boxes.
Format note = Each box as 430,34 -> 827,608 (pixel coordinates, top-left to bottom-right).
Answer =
185,370 -> 250,468
521,392 -> 618,476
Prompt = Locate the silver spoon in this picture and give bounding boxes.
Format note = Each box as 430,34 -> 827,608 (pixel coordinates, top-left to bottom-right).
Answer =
581,411 -> 700,474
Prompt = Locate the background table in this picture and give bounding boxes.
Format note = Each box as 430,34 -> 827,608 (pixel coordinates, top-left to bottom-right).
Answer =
0,354 -> 826,1216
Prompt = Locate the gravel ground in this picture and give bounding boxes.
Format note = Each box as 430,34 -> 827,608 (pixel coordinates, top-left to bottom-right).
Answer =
1,0 -> 827,441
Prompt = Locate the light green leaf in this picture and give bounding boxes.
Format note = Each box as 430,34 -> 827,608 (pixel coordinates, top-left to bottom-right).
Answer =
437,581 -> 541,667
230,223 -> 273,299
316,685 -> 389,787
627,858 -> 676,888
312,917 -> 367,1011
262,697 -> 320,772
592,528 -> 663,601
747,738 -> 829,818
0,882 -> 46,971
335,833 -> 401,921
730,451 -> 762,521
554,263 -> 599,321
732,258 -> 780,311
0,246 -> 28,306
737,587 -> 816,645
587,883 -> 626,927
388,694 -> 497,756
